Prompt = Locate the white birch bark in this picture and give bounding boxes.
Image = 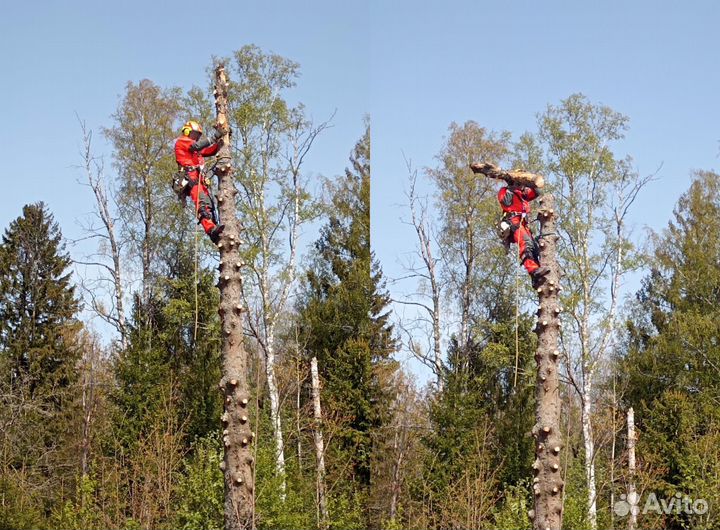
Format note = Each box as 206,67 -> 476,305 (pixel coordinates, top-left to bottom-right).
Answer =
628,407 -> 637,530
310,357 -> 329,530
77,120 -> 127,350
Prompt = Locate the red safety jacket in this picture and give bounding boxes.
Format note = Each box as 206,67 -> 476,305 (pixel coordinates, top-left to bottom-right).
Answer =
174,135 -> 220,175
498,185 -> 538,223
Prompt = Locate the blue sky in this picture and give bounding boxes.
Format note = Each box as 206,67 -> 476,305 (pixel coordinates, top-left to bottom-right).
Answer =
370,1 -> 720,381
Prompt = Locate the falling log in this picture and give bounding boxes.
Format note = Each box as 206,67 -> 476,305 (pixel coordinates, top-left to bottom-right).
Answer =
469,161 -> 546,189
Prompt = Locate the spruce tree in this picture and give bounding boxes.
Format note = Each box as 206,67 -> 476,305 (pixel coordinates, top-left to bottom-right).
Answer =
0,202 -> 82,521
111,247 -> 222,450
620,171 -> 720,528
298,123 -> 397,487
0,203 -> 81,390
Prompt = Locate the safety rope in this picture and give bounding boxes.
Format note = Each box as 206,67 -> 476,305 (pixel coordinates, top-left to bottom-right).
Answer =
513,262 -> 520,389
193,173 -> 201,344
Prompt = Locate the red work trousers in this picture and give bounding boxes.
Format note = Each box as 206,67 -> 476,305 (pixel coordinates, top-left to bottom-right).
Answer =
512,220 -> 540,275
187,176 -> 217,235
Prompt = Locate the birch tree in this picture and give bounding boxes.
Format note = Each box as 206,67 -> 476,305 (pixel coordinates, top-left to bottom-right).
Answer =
224,45 -> 329,494
425,121 -> 512,356
396,161 -> 445,388
74,120 -> 128,350
538,93 -> 651,529
102,79 -> 183,308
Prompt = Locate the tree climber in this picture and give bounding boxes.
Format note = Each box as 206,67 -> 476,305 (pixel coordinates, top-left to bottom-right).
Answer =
174,120 -> 225,244
470,163 -> 550,287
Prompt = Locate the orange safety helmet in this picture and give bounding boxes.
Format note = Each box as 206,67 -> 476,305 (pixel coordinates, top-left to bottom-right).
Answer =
181,120 -> 203,136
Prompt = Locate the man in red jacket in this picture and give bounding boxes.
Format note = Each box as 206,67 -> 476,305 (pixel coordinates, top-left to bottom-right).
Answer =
174,120 -> 225,244
496,182 -> 550,286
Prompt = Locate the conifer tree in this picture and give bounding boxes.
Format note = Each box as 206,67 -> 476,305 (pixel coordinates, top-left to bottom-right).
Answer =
620,171 -> 720,528
0,202 -> 82,520
298,122 -> 397,488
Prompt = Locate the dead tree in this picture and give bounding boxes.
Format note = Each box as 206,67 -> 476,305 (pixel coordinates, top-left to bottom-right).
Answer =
213,63 -> 255,530
76,120 -> 128,350
627,407 -> 637,530
310,357 -> 329,530
530,194 -> 564,530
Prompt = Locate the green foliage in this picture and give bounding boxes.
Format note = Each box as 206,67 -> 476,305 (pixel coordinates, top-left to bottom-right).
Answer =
0,202 -> 81,392
537,93 -> 643,348
50,474 -> 104,530
298,122 -> 397,488
619,171 -> 720,529
174,433 -> 224,530
423,297 -> 537,495
102,78 -> 187,294
492,480 -> 532,530
427,121 -> 516,330
112,248 -> 221,450
326,490 -> 367,530
560,457 -> 590,530
0,203 -> 83,516
0,473 -> 44,529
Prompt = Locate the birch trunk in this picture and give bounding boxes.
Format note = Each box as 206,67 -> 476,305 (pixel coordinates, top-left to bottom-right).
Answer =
531,194 -> 564,530
264,330 -> 286,497
582,374 -> 598,530
310,357 -> 329,530
407,172 -> 444,388
214,64 -> 255,530
628,407 -> 637,530
610,378 -> 617,529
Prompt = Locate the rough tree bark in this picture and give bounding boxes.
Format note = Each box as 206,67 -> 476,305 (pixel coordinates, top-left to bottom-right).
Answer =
470,162 -> 545,188
214,64 -> 255,530
530,193 -> 564,530
310,357 -> 329,530
628,407 -> 637,530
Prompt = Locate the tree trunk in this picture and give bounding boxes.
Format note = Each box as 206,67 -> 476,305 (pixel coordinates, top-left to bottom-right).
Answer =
582,375 -> 598,530
310,357 -> 329,530
610,378 -> 617,530
214,63 -> 255,530
470,162 -> 545,188
628,407 -> 637,530
80,122 -> 127,349
264,332 -> 286,497
531,194 -> 564,530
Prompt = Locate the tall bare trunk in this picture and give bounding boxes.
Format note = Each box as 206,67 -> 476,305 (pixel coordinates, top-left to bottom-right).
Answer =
80,338 -> 99,486
610,378 -> 617,529
264,330 -> 286,497
628,407 -> 637,530
582,375 -> 597,530
214,64 -> 255,530
310,357 -> 328,530
406,169 -> 444,388
389,427 -> 406,522
531,194 -> 564,530
296,353 -> 302,465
